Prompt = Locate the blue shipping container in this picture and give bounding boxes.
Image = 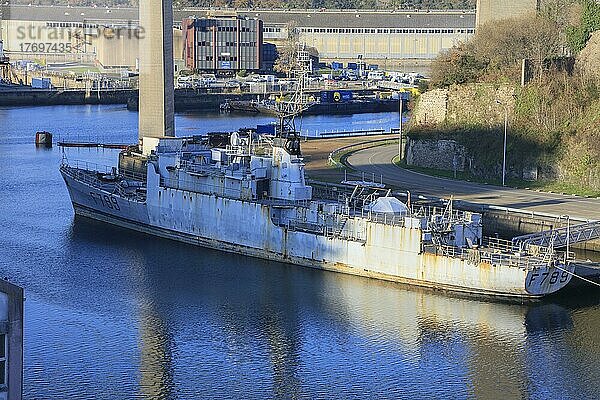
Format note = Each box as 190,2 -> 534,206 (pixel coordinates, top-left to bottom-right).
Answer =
347,63 -> 358,70
339,90 -> 353,102
320,91 -> 330,103
256,124 -> 276,135
320,90 -> 353,103
331,62 -> 343,70
31,77 -> 51,89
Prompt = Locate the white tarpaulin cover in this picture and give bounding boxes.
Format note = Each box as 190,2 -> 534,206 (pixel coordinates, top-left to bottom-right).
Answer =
364,197 -> 409,215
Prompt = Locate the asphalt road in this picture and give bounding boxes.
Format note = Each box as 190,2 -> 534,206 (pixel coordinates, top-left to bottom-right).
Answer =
345,144 -> 600,221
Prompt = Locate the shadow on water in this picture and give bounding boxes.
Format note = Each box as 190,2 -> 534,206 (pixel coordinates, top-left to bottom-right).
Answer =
60,215 -> 598,399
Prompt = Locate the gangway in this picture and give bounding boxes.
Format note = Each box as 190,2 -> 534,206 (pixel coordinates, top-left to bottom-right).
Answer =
512,220 -> 600,250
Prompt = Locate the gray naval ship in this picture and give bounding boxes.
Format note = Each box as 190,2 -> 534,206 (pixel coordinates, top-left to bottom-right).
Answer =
60,0 -> 574,300
60,130 -> 575,300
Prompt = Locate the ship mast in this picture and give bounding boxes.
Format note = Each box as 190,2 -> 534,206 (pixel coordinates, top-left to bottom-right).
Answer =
274,43 -> 313,137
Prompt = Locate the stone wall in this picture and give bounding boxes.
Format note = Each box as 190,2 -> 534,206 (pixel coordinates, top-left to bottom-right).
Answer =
407,83 -> 535,180
411,84 -> 515,129
410,88 -> 448,126
405,138 -> 468,172
446,84 -> 515,127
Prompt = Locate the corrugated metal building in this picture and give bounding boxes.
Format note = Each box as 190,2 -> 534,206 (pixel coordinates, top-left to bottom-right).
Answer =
183,16 -> 262,72
250,9 -> 475,63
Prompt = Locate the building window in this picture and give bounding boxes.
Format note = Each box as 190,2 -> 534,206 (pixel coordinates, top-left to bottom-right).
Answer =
0,333 -> 6,386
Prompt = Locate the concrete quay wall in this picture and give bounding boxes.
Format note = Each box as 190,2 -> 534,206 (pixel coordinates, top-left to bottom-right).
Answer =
0,88 -> 133,106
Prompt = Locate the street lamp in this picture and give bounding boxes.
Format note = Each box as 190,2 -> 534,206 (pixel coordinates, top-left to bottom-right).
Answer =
561,214 -> 571,260
496,99 -> 508,186
398,95 -> 403,161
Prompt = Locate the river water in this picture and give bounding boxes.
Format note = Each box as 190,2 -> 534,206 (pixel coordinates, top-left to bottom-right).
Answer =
0,105 -> 599,399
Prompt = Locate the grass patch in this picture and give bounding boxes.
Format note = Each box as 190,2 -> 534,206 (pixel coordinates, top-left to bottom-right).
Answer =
392,156 -> 600,198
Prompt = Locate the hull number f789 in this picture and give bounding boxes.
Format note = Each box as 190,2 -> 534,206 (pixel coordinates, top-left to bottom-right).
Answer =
89,192 -> 120,211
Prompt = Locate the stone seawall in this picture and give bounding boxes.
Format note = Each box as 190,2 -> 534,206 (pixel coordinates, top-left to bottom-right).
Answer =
405,138 -> 468,171
411,83 -> 516,129
411,88 -> 448,126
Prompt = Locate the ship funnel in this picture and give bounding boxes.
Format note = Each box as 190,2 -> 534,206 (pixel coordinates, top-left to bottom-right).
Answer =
139,0 -> 175,145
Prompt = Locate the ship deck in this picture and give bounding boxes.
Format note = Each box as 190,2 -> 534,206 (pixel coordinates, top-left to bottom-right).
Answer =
60,163 -> 146,202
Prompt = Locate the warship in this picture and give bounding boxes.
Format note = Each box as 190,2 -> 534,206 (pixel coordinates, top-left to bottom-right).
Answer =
60,0 -> 574,300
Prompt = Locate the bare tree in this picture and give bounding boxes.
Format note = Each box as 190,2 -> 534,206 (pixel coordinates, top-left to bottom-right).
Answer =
274,21 -> 300,77
472,16 -> 562,80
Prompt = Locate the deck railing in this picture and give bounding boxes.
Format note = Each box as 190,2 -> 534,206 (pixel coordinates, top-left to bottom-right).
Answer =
61,159 -> 147,201
435,244 -> 558,270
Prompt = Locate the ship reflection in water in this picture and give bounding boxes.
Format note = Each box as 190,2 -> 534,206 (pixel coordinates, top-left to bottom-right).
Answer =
30,217 -> 595,399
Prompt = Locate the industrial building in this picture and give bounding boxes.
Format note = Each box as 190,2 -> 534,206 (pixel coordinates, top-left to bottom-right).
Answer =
183,15 -> 263,73
0,5 -> 477,72
254,9 -> 475,69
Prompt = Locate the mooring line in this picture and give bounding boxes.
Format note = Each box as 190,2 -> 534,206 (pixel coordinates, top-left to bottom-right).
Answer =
555,264 -> 600,288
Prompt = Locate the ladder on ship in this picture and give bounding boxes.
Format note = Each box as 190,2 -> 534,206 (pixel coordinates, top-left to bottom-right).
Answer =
333,215 -> 349,237
512,220 -> 600,250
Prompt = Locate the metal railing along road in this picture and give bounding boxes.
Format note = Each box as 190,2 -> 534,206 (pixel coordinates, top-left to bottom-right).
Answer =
328,137 -> 399,168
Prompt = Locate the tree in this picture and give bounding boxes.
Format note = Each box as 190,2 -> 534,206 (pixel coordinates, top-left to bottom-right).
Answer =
566,0 -> 600,52
431,13 -> 565,87
478,17 -> 562,78
430,43 -> 486,87
274,21 -> 300,77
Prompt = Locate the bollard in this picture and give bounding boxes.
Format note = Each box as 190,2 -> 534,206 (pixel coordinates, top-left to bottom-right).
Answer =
35,131 -> 52,148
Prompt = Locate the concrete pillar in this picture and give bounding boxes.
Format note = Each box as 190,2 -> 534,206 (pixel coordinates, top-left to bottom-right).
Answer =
139,0 -> 175,140
0,279 -> 24,400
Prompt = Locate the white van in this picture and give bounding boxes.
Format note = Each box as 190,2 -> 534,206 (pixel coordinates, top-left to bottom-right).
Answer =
367,71 -> 385,81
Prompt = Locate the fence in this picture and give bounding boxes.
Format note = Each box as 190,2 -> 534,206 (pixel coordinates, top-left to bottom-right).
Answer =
328,136 -> 399,168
